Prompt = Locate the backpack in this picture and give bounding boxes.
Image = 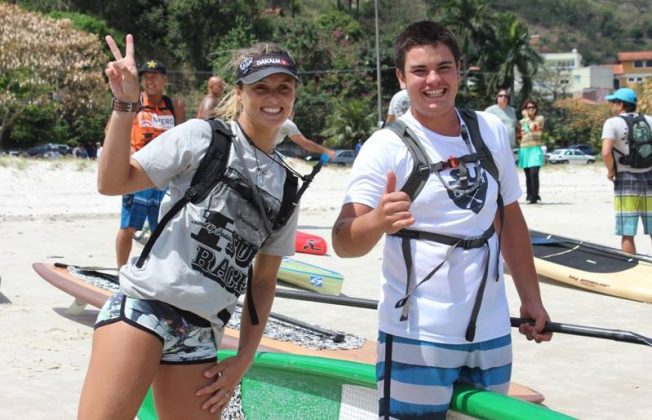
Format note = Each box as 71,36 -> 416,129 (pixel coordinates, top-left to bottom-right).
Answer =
136,118 -> 322,323
384,108 -> 503,342
618,113 -> 652,169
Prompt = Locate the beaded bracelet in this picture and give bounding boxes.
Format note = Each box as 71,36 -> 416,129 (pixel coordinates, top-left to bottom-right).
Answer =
111,98 -> 140,113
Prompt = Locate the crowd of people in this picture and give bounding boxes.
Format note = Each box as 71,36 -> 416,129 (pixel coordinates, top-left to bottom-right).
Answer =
71,17 -> 652,420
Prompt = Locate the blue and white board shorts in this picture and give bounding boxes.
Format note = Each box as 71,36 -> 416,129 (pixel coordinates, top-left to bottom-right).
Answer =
377,331 -> 512,419
120,188 -> 165,230
614,171 -> 652,236
96,293 -> 217,364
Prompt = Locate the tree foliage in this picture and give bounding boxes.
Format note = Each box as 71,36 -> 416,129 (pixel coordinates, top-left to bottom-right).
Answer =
5,0 -> 652,151
549,98 -> 610,149
0,3 -> 108,147
321,98 -> 377,149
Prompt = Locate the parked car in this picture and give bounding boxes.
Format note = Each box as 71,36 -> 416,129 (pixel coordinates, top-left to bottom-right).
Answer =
24,143 -> 72,158
567,143 -> 596,156
0,149 -> 20,156
546,148 -> 596,164
329,149 -> 356,166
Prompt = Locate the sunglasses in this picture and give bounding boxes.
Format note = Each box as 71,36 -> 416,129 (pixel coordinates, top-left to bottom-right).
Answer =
497,94 -> 509,98
526,106 -> 537,110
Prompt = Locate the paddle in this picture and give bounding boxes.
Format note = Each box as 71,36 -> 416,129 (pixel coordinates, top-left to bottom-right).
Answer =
274,289 -> 652,347
511,318 -> 652,347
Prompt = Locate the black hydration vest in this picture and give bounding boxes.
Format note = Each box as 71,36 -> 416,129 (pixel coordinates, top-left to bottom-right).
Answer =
385,108 -> 504,342
136,118 -> 322,324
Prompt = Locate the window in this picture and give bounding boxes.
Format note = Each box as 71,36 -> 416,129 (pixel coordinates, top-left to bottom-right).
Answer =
634,60 -> 644,68
646,60 -> 652,67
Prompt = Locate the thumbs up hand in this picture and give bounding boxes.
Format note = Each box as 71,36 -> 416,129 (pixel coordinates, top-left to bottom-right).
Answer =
375,171 -> 414,234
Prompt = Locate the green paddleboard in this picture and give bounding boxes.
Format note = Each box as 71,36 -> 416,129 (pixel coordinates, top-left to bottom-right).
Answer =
137,350 -> 576,419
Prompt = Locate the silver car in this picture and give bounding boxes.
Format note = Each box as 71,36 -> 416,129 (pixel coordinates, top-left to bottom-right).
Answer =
330,149 -> 356,166
546,148 -> 596,164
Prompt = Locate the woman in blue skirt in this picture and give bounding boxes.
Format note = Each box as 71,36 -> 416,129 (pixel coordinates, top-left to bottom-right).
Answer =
518,99 -> 545,203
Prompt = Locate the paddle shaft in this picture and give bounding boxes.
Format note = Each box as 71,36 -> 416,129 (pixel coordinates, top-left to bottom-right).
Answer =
511,318 -> 652,346
275,289 -> 652,347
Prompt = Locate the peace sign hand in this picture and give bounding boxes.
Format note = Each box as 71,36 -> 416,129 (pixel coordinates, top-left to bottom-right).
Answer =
104,34 -> 139,103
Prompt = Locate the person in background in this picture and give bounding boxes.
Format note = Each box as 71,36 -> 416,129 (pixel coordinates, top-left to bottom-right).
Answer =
355,139 -> 363,156
82,34 -> 302,419
601,87 -> 652,254
518,99 -> 545,204
385,88 -> 411,124
332,20 -> 551,419
114,58 -> 186,267
274,117 -> 336,161
73,143 -> 89,159
196,75 -> 225,119
485,88 -> 518,149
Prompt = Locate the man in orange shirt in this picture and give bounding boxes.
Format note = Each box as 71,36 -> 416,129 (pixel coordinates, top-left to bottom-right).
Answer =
114,59 -> 185,267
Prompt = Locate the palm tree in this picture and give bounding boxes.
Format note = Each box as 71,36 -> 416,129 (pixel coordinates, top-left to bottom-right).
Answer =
437,0 -> 497,96
321,98 -> 377,149
485,13 -> 543,103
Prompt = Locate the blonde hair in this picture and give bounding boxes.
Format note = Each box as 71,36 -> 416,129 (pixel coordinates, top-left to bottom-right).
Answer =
214,42 -> 297,121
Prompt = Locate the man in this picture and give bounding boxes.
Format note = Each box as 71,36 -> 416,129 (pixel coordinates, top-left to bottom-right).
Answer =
485,88 -> 518,149
601,87 -> 652,254
196,75 -> 225,119
113,59 -> 185,267
332,21 -> 551,419
274,118 -> 335,160
385,88 -> 410,124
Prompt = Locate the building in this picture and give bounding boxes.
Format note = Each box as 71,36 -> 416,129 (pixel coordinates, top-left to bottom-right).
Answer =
613,51 -> 652,88
517,48 -> 613,102
570,65 -> 614,103
541,49 -> 583,74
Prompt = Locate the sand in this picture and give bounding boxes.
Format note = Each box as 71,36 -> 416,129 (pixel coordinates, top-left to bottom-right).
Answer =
0,156 -> 651,419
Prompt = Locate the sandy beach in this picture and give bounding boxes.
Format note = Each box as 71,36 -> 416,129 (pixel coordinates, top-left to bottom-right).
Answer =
0,156 -> 651,419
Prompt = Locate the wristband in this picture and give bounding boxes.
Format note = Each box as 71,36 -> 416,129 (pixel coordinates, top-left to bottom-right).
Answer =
112,98 -> 140,113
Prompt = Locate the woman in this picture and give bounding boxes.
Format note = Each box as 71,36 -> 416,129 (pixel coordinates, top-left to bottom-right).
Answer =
79,34 -> 301,419
518,99 -> 545,203
484,88 -> 518,149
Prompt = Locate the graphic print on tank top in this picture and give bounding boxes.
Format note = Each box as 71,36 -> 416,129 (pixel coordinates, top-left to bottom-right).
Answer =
444,165 -> 488,214
190,209 -> 256,296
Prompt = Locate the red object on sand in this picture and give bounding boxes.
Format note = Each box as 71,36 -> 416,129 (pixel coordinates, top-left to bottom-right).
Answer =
295,231 -> 328,255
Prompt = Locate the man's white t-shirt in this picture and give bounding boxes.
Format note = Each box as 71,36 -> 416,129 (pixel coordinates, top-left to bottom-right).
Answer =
343,111 -> 521,344
274,119 -> 302,145
601,112 -> 652,174
120,119 -> 298,331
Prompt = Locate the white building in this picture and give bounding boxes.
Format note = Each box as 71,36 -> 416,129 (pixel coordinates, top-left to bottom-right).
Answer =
519,48 -> 614,101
